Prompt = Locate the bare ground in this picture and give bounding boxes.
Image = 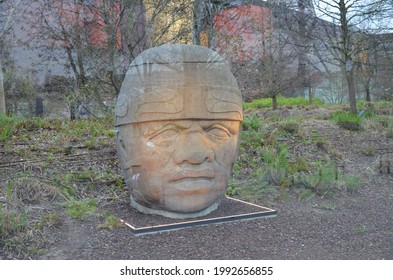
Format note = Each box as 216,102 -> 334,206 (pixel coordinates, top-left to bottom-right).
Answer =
1,107 -> 392,260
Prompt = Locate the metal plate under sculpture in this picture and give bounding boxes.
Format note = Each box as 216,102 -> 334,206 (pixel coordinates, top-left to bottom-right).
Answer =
115,44 -> 243,218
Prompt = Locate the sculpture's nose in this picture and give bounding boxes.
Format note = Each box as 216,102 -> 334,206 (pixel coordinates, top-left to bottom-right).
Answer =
172,132 -> 214,165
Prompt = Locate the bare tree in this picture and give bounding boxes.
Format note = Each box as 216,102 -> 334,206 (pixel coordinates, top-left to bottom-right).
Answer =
0,0 -> 23,115
214,3 -> 296,109
312,0 -> 383,113
23,0 -> 192,118
255,22 -> 297,110
192,0 -> 219,46
286,0 -> 321,102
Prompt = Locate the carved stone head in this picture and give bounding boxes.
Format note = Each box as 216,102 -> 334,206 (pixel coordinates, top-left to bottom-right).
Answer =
115,44 -> 243,218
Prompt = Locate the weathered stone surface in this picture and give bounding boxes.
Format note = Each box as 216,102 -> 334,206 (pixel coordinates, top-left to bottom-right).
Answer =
115,44 -> 243,218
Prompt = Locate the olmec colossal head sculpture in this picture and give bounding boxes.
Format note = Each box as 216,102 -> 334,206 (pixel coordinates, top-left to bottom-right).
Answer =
115,44 -> 243,218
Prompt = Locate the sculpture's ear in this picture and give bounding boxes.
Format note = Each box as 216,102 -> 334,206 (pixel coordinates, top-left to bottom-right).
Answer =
116,127 -> 137,191
115,128 -> 129,168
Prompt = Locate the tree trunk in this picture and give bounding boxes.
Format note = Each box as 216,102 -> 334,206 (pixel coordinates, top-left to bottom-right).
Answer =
346,69 -> 357,114
192,0 -> 204,45
272,95 -> 278,110
0,59 -> 5,115
297,0 -> 307,99
308,87 -> 313,105
364,82 -> 371,102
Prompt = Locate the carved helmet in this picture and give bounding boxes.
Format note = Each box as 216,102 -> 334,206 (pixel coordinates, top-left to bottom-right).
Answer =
115,44 -> 243,126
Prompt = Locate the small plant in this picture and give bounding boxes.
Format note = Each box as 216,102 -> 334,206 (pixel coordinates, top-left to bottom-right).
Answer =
38,213 -> 63,228
242,115 -> 261,131
226,178 -> 239,196
97,214 -> 123,230
65,198 -> 97,219
278,121 -> 299,135
0,206 -> 28,240
0,115 -> 17,143
386,126 -> 393,139
330,111 -> 362,131
359,145 -> 377,156
259,144 -> 292,188
300,159 -> 362,198
235,179 -> 278,203
356,224 -> 370,233
298,189 -> 316,200
343,175 -> 362,194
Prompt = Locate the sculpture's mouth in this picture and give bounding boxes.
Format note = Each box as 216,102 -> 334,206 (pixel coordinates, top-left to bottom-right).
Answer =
169,169 -> 214,183
169,170 -> 215,190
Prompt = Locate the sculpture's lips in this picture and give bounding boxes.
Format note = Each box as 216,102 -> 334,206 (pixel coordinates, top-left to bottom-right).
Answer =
169,169 -> 215,184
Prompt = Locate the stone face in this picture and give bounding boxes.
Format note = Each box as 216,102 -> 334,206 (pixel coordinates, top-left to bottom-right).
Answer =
115,44 -> 243,218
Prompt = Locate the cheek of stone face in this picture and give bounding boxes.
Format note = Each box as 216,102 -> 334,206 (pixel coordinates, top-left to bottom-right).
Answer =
214,138 -> 239,167
139,140 -> 174,170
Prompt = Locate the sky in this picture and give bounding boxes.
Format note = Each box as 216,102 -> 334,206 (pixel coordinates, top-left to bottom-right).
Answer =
312,0 -> 392,33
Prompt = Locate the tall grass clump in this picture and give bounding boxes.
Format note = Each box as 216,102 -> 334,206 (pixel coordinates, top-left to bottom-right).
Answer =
242,115 -> 261,131
0,115 -> 18,142
299,159 -> 362,199
0,115 -> 63,143
330,111 -> 362,131
0,205 -> 28,241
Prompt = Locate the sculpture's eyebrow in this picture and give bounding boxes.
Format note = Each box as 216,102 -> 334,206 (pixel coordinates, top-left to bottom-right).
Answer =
145,124 -> 179,139
141,120 -> 192,137
199,120 -> 240,133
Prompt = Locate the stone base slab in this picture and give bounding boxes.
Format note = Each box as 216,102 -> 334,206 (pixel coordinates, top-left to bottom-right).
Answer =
119,197 -> 277,235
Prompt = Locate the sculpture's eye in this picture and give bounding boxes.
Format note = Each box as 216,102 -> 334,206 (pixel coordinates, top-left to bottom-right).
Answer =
149,125 -> 179,146
206,124 -> 231,141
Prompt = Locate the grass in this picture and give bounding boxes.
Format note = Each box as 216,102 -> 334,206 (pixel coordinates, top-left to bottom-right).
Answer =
356,224 -> 370,233
359,145 -> 377,156
0,114 -> 17,143
97,214 -> 123,230
233,131 -> 363,202
37,213 -> 63,228
2,99 -> 386,257
64,198 -> 97,219
0,206 -> 28,240
330,111 -> 362,131
0,114 -> 125,259
244,96 -> 324,110
242,115 -> 261,131
299,159 -> 362,198
232,108 -> 365,203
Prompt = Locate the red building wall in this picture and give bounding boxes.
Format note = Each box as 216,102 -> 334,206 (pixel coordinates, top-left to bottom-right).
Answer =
55,1 -> 122,49
214,4 -> 272,61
